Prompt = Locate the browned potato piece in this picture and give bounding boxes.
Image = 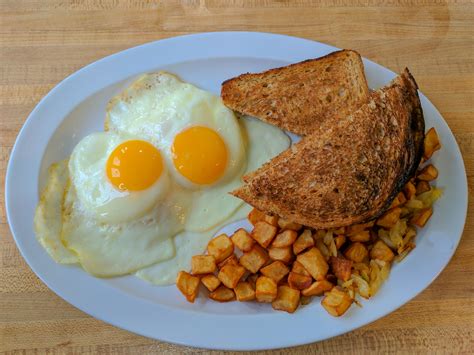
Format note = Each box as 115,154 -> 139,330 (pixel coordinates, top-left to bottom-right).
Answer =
264,215 -> 279,227
404,181 -> 417,200
346,221 -> 374,235
302,279 -> 334,296
272,285 -> 301,313
272,230 -> 298,248
207,234 -> 234,263
423,127 -> 441,160
268,246 -> 294,264
260,261 -> 290,283
376,207 -> 402,228
218,254 -> 239,269
246,273 -> 259,289
239,245 -> 269,273
209,285 -> 235,302
418,164 -> 438,181
297,247 -> 329,280
201,274 -> 221,292
231,228 -> 255,252
390,191 -> 407,209
410,207 -> 433,227
218,263 -> 246,289
293,229 -> 314,254
248,208 -> 278,226
234,281 -> 256,301
278,218 -> 302,231
256,276 -> 278,302
321,287 -> 353,317
251,221 -> 278,248
416,180 -> 431,195
248,208 -> 266,225
329,256 -> 353,281
191,255 -> 217,275
288,272 -> 312,290
334,235 -> 346,250
292,260 -> 311,276
176,271 -> 200,303
370,240 -> 395,262
348,230 -> 370,242
344,242 -> 368,263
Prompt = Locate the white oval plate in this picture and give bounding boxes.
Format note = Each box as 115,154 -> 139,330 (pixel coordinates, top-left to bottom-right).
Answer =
5,32 -> 468,350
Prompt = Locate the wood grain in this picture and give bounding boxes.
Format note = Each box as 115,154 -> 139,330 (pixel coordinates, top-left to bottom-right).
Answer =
1,0 -> 473,353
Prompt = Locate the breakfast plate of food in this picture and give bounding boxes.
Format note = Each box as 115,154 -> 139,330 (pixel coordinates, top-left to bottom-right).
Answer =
5,32 -> 468,350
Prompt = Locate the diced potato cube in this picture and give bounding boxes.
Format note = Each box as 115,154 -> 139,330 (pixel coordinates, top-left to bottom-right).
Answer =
376,207 -> 402,228
344,242 -> 368,263
260,261 -> 290,283
277,218 -> 302,231
370,240 -> 395,262
217,254 -> 239,269
417,164 -> 438,181
264,214 -> 279,227
246,273 -> 259,289
251,221 -> 277,248
333,227 -> 345,235
218,264 -> 246,289
416,181 -> 431,195
272,229 -> 298,248
410,207 -> 433,227
201,274 -> 221,292
292,260 -> 311,276
390,191 -> 407,209
346,221 -> 374,235
268,246 -> 294,264
207,234 -> 234,263
176,271 -> 200,303
247,208 -> 278,226
321,287 -> 353,317
248,208 -> 266,225
234,281 -> 255,301
191,255 -> 217,275
423,127 -> 441,160
272,285 -> 301,313
256,276 -> 278,302
209,285 -> 235,302
404,181 -> 417,200
239,245 -> 269,273
329,256 -> 353,281
288,272 -> 312,290
334,235 -> 346,250
302,279 -> 334,296
297,247 -> 329,280
348,230 -> 370,242
293,229 -> 315,254
231,228 -> 255,252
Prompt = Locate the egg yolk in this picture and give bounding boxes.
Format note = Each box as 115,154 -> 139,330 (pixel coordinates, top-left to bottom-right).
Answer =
172,126 -> 228,185
106,140 -> 163,191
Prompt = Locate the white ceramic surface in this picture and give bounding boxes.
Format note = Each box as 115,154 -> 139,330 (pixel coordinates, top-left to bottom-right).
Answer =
5,32 -> 468,350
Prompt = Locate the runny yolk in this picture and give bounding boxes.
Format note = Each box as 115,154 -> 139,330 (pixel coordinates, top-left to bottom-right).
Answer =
106,140 -> 163,191
172,126 -> 228,185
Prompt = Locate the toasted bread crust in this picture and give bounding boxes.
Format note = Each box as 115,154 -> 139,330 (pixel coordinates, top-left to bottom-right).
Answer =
221,50 -> 369,136
232,69 -> 424,229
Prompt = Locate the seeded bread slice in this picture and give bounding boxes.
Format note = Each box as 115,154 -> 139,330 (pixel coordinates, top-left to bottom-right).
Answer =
231,69 -> 424,229
221,50 -> 370,136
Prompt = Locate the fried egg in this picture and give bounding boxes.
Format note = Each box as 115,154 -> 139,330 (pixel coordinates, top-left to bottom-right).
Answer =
34,71 -> 290,280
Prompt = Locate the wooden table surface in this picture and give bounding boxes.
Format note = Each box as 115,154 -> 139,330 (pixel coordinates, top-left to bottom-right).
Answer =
1,1 -> 473,353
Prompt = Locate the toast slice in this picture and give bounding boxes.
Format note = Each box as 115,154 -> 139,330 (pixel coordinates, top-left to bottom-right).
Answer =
221,50 -> 369,136
231,69 -> 424,229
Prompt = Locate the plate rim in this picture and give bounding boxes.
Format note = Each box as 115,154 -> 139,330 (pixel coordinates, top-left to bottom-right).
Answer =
5,31 -> 469,350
